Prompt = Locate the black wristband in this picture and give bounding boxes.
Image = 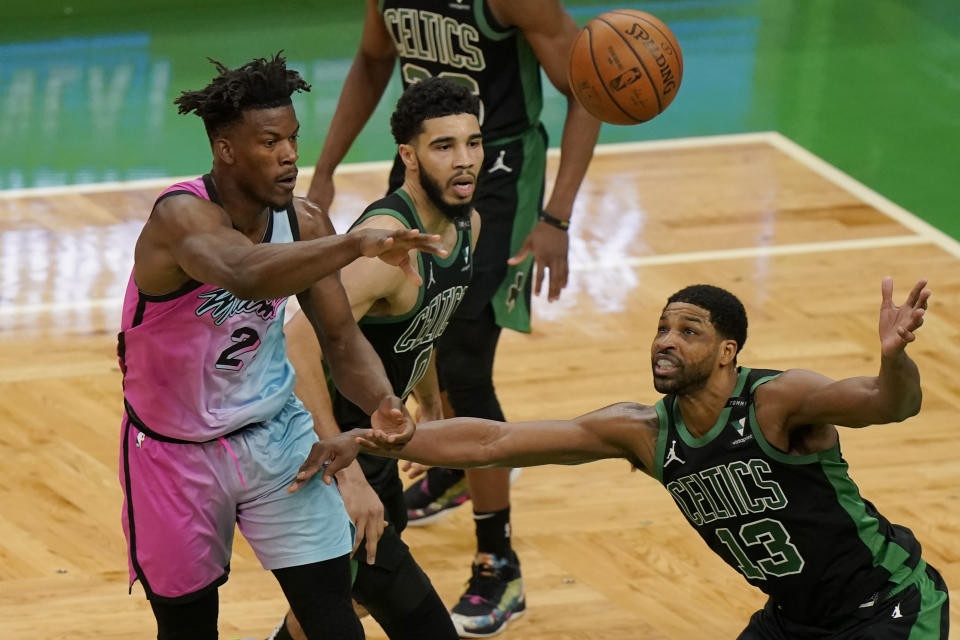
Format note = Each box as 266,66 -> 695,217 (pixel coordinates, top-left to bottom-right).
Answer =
538,210 -> 570,231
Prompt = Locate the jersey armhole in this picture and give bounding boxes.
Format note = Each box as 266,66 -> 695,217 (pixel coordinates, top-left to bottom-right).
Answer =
652,399 -> 670,483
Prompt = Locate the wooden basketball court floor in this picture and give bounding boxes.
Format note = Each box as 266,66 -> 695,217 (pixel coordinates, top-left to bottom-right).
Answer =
1,132 -> 957,638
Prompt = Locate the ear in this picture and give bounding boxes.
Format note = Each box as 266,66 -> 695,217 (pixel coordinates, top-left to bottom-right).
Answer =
398,143 -> 418,173
718,339 -> 738,366
213,137 -> 235,166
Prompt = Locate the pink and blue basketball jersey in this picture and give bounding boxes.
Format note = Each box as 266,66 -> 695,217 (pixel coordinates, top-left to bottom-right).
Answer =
118,175 -> 301,442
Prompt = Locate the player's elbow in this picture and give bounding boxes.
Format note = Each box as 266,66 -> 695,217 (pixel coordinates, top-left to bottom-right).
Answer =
471,423 -> 511,467
223,270 -> 269,300
893,390 -> 922,423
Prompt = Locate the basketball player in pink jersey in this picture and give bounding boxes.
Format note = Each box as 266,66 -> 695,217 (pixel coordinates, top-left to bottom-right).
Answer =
117,53 -> 446,640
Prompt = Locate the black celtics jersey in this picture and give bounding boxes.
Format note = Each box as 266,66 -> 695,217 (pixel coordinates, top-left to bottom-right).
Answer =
379,0 -> 543,142
330,189 -> 471,433
653,367 -> 926,626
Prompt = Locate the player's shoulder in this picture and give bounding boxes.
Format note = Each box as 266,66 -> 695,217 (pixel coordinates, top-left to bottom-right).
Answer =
149,191 -> 228,233
353,191 -> 415,232
756,368 -> 832,398
581,401 -> 659,428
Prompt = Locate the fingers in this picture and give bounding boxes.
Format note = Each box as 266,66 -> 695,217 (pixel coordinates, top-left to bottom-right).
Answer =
287,460 -> 323,493
395,229 -> 448,258
547,255 -> 569,302
905,278 -> 928,308
403,461 -> 430,479
400,258 -> 423,286
508,244 -> 531,267
881,276 -> 894,307
897,326 -> 916,343
364,520 -> 383,565
356,435 -> 379,449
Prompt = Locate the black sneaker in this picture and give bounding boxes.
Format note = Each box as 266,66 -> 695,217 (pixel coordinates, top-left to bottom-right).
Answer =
450,551 -> 525,637
404,467 -> 470,526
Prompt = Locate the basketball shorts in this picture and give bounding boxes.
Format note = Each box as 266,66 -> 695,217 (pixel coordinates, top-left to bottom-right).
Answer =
738,562 -> 949,639
389,123 -> 547,333
119,394 -> 353,602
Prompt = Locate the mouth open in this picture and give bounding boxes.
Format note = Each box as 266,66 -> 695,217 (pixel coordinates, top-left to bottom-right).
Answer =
450,174 -> 475,199
277,171 -> 298,190
653,353 -> 680,375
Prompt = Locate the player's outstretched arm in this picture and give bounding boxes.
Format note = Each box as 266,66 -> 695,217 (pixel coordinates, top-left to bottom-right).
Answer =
138,195 -> 444,300
289,402 -> 659,490
767,277 -> 930,430
307,0 -> 397,210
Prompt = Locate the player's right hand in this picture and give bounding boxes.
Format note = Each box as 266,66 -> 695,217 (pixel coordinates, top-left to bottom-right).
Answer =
288,433 -> 361,492
306,171 -> 336,214
336,464 -> 387,565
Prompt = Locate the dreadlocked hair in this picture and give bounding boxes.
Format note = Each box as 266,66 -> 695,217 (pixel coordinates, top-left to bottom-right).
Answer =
174,52 -> 310,138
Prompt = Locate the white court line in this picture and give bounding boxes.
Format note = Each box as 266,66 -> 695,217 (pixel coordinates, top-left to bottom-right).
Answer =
0,234 -> 932,317
763,132 -> 960,259
569,235 -> 929,271
0,297 -> 123,317
0,132 -> 775,200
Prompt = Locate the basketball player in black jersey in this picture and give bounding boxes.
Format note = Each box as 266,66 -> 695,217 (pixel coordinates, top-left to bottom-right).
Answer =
300,277 -> 949,639
274,79 -> 481,640
306,3 -> 601,633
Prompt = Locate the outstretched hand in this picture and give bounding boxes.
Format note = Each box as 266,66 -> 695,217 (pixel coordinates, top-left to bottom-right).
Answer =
353,228 -> 449,286
879,277 -> 931,357
508,220 -> 569,302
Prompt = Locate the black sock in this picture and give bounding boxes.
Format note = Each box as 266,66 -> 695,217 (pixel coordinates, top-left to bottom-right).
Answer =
474,506 -> 511,558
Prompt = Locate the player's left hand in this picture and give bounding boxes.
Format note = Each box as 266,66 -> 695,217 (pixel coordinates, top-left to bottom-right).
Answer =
879,276 -> 931,356
369,395 -> 416,449
509,219 -> 569,302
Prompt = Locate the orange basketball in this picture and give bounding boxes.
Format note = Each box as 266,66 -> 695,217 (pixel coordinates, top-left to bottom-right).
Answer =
569,10 -> 683,125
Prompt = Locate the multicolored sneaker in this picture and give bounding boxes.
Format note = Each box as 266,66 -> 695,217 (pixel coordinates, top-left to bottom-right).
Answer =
404,467 -> 470,525
450,551 -> 525,637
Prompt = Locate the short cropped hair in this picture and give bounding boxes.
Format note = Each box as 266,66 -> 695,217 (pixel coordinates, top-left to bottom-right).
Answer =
174,52 -> 310,139
665,285 -> 748,354
390,77 -> 480,145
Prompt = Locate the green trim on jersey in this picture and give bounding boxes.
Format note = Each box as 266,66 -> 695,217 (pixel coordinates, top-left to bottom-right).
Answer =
490,124 -> 545,332
395,189 -> 466,268
473,0 -> 513,41
515,36 -> 543,127
653,399 -> 671,483
674,367 -> 751,448
910,562 -> 949,638
750,373 -> 781,393
822,458 -> 925,596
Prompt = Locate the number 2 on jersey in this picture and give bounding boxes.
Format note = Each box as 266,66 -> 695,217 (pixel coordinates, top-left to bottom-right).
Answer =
215,327 -> 261,371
